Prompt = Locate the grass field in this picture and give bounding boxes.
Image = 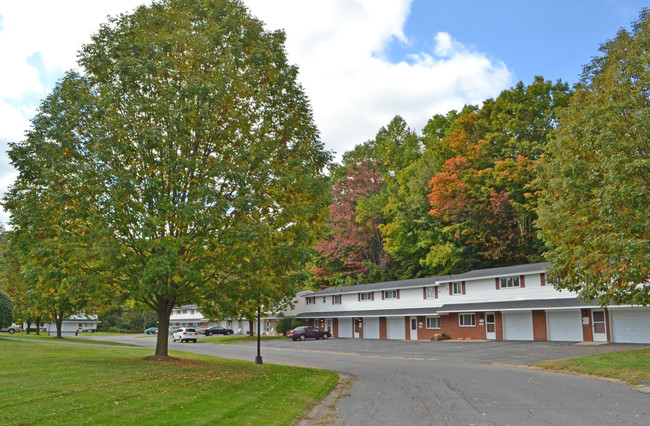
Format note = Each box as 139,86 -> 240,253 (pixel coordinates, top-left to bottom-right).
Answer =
533,348 -> 650,384
0,339 -> 338,425
1,332 -> 135,346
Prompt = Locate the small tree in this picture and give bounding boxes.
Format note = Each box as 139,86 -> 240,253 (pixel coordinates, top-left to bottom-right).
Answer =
0,291 -> 13,329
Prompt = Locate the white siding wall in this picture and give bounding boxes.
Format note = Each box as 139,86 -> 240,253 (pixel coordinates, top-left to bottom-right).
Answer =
301,272 -> 574,317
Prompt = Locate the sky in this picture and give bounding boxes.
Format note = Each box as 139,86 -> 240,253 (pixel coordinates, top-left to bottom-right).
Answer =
0,0 -> 647,223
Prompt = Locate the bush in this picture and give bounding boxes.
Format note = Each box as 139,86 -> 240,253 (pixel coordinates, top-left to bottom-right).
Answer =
276,316 -> 295,336
0,291 -> 13,329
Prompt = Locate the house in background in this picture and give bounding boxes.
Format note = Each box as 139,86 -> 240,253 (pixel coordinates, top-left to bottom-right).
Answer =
169,290 -> 314,334
40,314 -> 101,335
297,262 -> 650,344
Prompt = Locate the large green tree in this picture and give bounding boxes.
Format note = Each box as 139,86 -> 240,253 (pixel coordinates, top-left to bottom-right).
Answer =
0,291 -> 12,329
5,0 -> 330,356
537,10 -> 650,305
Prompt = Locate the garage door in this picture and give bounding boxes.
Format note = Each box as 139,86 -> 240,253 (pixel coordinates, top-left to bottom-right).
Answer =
611,309 -> 650,344
364,318 -> 380,339
547,311 -> 583,341
338,318 -> 352,338
502,311 -> 533,340
387,317 -> 405,340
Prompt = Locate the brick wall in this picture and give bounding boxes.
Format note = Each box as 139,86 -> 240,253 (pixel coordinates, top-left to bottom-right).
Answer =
532,310 -> 547,341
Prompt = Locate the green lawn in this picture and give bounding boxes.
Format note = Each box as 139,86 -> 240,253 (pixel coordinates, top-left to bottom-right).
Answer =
533,348 -> 650,384
0,339 -> 338,425
1,333 -> 135,346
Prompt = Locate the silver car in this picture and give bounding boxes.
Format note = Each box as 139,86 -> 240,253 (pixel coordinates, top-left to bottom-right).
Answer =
172,327 -> 198,343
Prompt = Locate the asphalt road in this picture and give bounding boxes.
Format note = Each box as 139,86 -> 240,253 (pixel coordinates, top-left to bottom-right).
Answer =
89,335 -> 650,425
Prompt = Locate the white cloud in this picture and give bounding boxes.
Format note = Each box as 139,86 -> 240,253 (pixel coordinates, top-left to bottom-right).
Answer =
244,0 -> 511,157
0,0 -> 512,223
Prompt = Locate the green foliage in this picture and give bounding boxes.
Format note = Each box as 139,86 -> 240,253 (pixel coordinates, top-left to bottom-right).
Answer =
0,291 -> 12,328
98,306 -> 157,332
275,315 -> 295,335
291,317 -> 307,329
537,10 -> 650,305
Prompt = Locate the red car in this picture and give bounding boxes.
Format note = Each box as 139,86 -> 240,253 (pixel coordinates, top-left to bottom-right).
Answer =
288,326 -> 331,341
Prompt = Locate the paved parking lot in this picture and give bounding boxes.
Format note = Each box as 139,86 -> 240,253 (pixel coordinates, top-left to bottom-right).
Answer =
87,334 -> 648,425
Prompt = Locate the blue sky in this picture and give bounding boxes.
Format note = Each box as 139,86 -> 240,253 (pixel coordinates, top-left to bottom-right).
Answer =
392,0 -> 646,85
0,0 -> 647,222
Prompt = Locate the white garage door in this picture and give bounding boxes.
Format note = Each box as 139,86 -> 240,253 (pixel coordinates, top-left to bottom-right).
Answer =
611,309 -> 650,344
338,318 -> 352,338
387,317 -> 405,340
547,311 -> 583,341
502,311 -> 533,340
364,318 -> 380,339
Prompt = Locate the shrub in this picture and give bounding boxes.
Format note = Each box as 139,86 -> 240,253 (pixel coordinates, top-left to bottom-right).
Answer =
0,291 -> 13,329
275,316 -> 294,336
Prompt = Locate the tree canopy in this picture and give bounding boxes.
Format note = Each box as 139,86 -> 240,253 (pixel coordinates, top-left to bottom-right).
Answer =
4,0 -> 330,355
537,10 -> 650,305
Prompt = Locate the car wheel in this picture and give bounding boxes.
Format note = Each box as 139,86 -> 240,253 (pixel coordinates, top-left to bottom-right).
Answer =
205,331 -> 211,337
228,331 -> 233,335
324,333 -> 330,339
193,339 -> 197,343
299,334 -> 306,341
292,338 -> 297,341
8,329 -> 15,335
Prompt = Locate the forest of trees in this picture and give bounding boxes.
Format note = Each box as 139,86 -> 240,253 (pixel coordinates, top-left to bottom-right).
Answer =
310,10 -> 649,307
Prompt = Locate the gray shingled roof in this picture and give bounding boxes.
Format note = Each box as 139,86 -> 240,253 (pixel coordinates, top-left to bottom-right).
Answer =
306,262 -> 550,297
434,262 -> 550,284
309,276 -> 440,296
436,297 -> 596,313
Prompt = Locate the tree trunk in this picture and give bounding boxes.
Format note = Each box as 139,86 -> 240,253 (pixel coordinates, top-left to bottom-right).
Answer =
35,318 -> 42,335
248,320 -> 254,336
55,315 -> 63,339
154,297 -> 175,357
26,320 -> 32,334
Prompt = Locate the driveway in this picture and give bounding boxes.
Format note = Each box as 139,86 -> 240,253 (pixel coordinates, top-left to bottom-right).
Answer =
93,335 -> 650,425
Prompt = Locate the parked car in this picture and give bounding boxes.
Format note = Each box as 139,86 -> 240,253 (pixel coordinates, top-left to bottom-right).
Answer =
288,326 -> 331,341
172,327 -> 199,343
204,325 -> 234,336
144,327 -> 158,335
168,326 -> 182,335
0,324 -> 22,335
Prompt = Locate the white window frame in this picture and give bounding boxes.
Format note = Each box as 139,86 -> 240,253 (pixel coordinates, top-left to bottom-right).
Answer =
306,297 -> 316,305
459,313 -> 476,327
426,287 -> 436,299
333,295 -> 341,304
426,317 -> 440,329
452,282 -> 463,295
384,290 -> 398,299
360,292 -> 373,301
500,276 -> 520,288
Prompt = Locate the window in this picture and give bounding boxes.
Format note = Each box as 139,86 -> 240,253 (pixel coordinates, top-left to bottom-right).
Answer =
332,295 -> 341,304
500,276 -> 520,288
426,287 -> 437,299
426,317 -> 440,329
306,296 -> 316,304
452,282 -> 463,295
384,290 -> 398,299
360,292 -> 373,301
459,314 -> 476,327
